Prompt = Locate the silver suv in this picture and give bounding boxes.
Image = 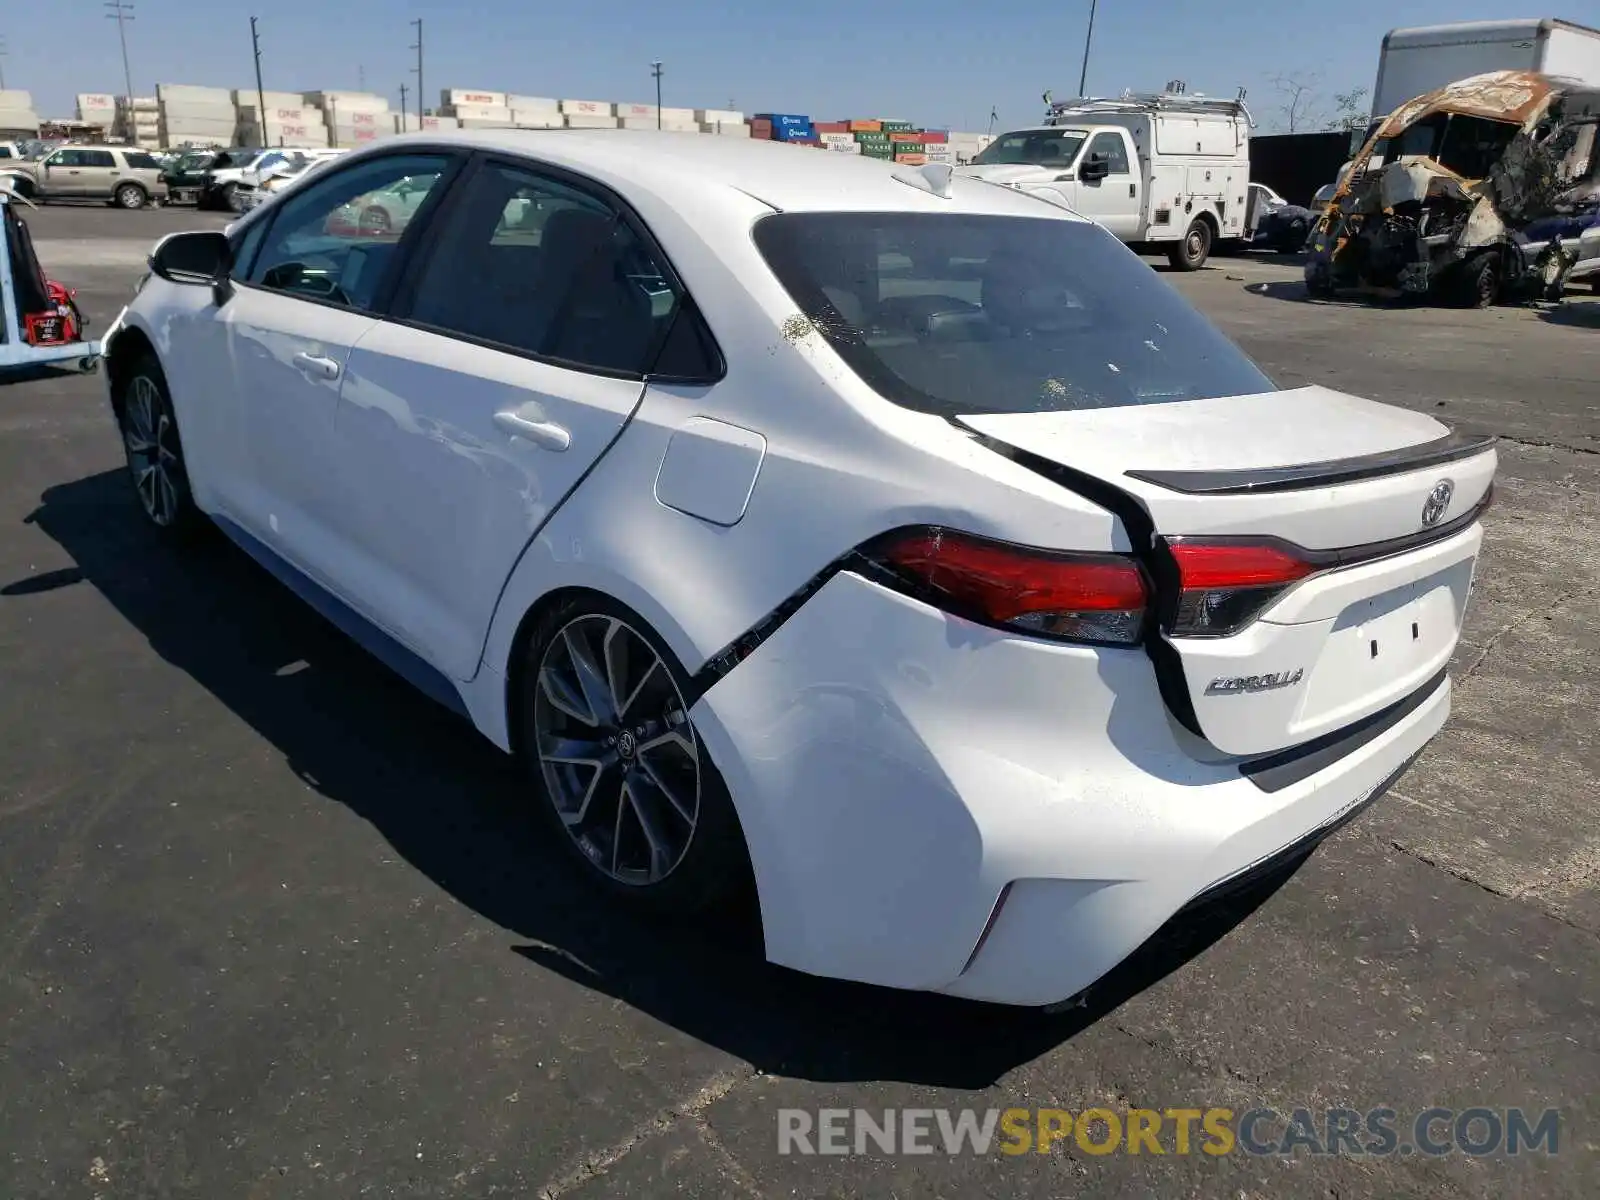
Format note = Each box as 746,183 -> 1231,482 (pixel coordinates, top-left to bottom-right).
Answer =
4,144 -> 166,209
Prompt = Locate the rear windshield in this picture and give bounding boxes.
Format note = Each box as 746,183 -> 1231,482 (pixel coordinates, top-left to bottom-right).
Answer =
752,212 -> 1274,417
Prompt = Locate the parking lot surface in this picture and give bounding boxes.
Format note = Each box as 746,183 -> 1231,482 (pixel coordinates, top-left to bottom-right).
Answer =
2,207 -> 1597,1198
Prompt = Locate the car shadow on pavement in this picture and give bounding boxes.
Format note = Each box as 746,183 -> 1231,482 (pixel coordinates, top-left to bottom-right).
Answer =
16,468 -> 1308,1090
1539,302 -> 1600,328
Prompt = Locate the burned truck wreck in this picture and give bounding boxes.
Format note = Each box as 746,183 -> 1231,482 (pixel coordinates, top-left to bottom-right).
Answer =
1306,71 -> 1600,306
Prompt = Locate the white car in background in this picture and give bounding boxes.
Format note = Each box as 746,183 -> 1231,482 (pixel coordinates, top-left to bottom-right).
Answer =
100,131 -> 1495,1008
233,152 -> 345,212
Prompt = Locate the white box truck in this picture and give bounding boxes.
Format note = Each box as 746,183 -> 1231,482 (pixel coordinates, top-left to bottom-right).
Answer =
1372,19 -> 1600,122
959,88 -> 1254,269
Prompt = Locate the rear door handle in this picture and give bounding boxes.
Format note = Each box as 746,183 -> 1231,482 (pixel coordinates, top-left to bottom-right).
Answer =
292,352 -> 340,380
494,410 -> 571,451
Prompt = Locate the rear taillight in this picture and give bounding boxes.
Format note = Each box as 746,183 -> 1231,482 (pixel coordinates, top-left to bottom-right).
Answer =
869,528 -> 1148,645
1166,538 -> 1317,637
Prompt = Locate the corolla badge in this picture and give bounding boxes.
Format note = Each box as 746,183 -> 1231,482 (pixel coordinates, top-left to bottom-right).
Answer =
1205,669 -> 1305,696
1421,479 -> 1454,527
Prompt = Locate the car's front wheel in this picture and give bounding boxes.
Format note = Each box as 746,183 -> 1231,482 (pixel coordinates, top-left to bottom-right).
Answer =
519,596 -> 748,915
1167,218 -> 1213,271
116,354 -> 202,537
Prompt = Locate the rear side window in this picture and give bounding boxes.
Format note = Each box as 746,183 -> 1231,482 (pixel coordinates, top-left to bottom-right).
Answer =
402,161 -> 683,376
124,152 -> 160,170
82,150 -> 116,168
752,212 -> 1273,417
0,147 -> 11,159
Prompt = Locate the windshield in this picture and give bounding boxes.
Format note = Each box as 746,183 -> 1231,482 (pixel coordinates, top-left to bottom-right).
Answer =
1373,113 -> 1519,179
176,154 -> 213,171
752,212 -> 1273,418
971,129 -> 1087,169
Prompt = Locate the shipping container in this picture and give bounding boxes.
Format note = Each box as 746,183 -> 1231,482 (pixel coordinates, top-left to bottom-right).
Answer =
511,114 -> 563,128
329,106 -> 385,127
890,142 -> 925,155
305,91 -> 388,111
887,131 -> 923,143
234,89 -> 304,109
757,113 -> 811,131
695,108 -> 744,124
160,102 -> 238,124
853,130 -> 890,144
507,95 -> 560,113
713,122 -> 751,137
659,107 -> 695,123
563,114 -> 619,128
825,140 -> 863,154
880,119 -> 913,132
847,119 -> 881,132
813,120 -> 849,134
860,144 -> 894,160
156,83 -> 231,104
442,88 -> 507,109
893,152 -> 927,165
616,102 -> 658,120
819,131 -> 855,146
444,105 -> 513,122
238,105 -> 312,124
919,130 -> 948,143
560,99 -> 613,116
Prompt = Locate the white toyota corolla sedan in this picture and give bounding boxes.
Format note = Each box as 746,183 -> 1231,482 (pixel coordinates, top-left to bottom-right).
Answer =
101,130 -> 1495,1007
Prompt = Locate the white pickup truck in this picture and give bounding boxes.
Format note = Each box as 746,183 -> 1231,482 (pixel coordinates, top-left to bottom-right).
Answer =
959,89 -> 1258,269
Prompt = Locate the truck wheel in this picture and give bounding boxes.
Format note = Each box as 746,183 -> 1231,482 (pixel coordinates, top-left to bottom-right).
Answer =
1457,255 -> 1500,309
1167,219 -> 1213,271
114,183 -> 148,210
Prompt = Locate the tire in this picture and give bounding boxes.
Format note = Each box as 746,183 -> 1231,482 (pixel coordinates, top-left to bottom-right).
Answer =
1167,218 -> 1213,271
216,182 -> 237,211
115,354 -> 203,538
518,595 -> 748,916
1304,263 -> 1335,299
1458,255 -> 1499,309
114,183 -> 147,210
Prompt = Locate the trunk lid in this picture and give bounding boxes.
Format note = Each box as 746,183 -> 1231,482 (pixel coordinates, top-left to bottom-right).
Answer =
960,386 -> 1496,757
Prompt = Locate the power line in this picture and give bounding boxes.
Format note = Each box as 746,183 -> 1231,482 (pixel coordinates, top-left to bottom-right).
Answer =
250,16 -> 267,147
409,19 -> 424,124
105,0 -> 136,111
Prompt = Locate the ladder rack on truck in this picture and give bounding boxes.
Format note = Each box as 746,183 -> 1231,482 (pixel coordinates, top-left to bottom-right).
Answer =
1045,92 -> 1256,126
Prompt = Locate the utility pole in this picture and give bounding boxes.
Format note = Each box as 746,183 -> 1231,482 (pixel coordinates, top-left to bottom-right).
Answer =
0,38 -> 8,91
105,0 -> 136,113
651,60 -> 663,129
358,64 -> 365,91
250,17 -> 267,147
1077,0 -> 1098,97
410,19 -> 424,124
399,82 -> 409,130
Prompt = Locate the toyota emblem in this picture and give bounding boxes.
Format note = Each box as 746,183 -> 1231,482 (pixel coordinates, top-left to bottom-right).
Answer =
1421,479 -> 1454,527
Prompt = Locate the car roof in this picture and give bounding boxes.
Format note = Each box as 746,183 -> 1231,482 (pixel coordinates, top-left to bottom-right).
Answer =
352,128 -> 1085,220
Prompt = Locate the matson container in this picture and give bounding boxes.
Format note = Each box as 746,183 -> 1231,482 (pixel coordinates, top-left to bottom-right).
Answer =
819,132 -> 855,146
825,140 -> 862,154
442,89 -> 506,109
560,99 -> 613,116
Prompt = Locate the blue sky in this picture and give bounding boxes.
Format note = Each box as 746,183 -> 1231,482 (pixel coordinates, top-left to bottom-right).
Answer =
28,2 -> 1582,133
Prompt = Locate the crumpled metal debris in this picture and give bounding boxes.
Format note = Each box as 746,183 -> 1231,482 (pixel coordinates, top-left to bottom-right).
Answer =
1306,70 -> 1600,305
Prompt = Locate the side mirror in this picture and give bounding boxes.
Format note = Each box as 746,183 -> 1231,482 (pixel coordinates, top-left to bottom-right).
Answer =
149,230 -> 232,288
1079,156 -> 1111,182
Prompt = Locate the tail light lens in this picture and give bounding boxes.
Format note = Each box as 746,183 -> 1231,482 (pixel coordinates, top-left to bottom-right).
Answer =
869,528 -> 1148,645
1167,539 -> 1317,637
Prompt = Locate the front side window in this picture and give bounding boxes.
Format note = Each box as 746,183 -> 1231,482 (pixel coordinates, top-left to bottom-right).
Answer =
971,129 -> 1087,169
753,212 -> 1273,417
404,162 -> 681,375
46,150 -> 80,167
247,153 -> 453,311
1086,131 -> 1130,174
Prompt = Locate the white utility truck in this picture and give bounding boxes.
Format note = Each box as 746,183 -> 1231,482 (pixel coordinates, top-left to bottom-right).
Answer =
960,87 -> 1254,270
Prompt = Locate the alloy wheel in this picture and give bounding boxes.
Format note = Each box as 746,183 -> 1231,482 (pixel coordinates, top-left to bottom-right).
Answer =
533,614 -> 702,886
122,375 -> 181,526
